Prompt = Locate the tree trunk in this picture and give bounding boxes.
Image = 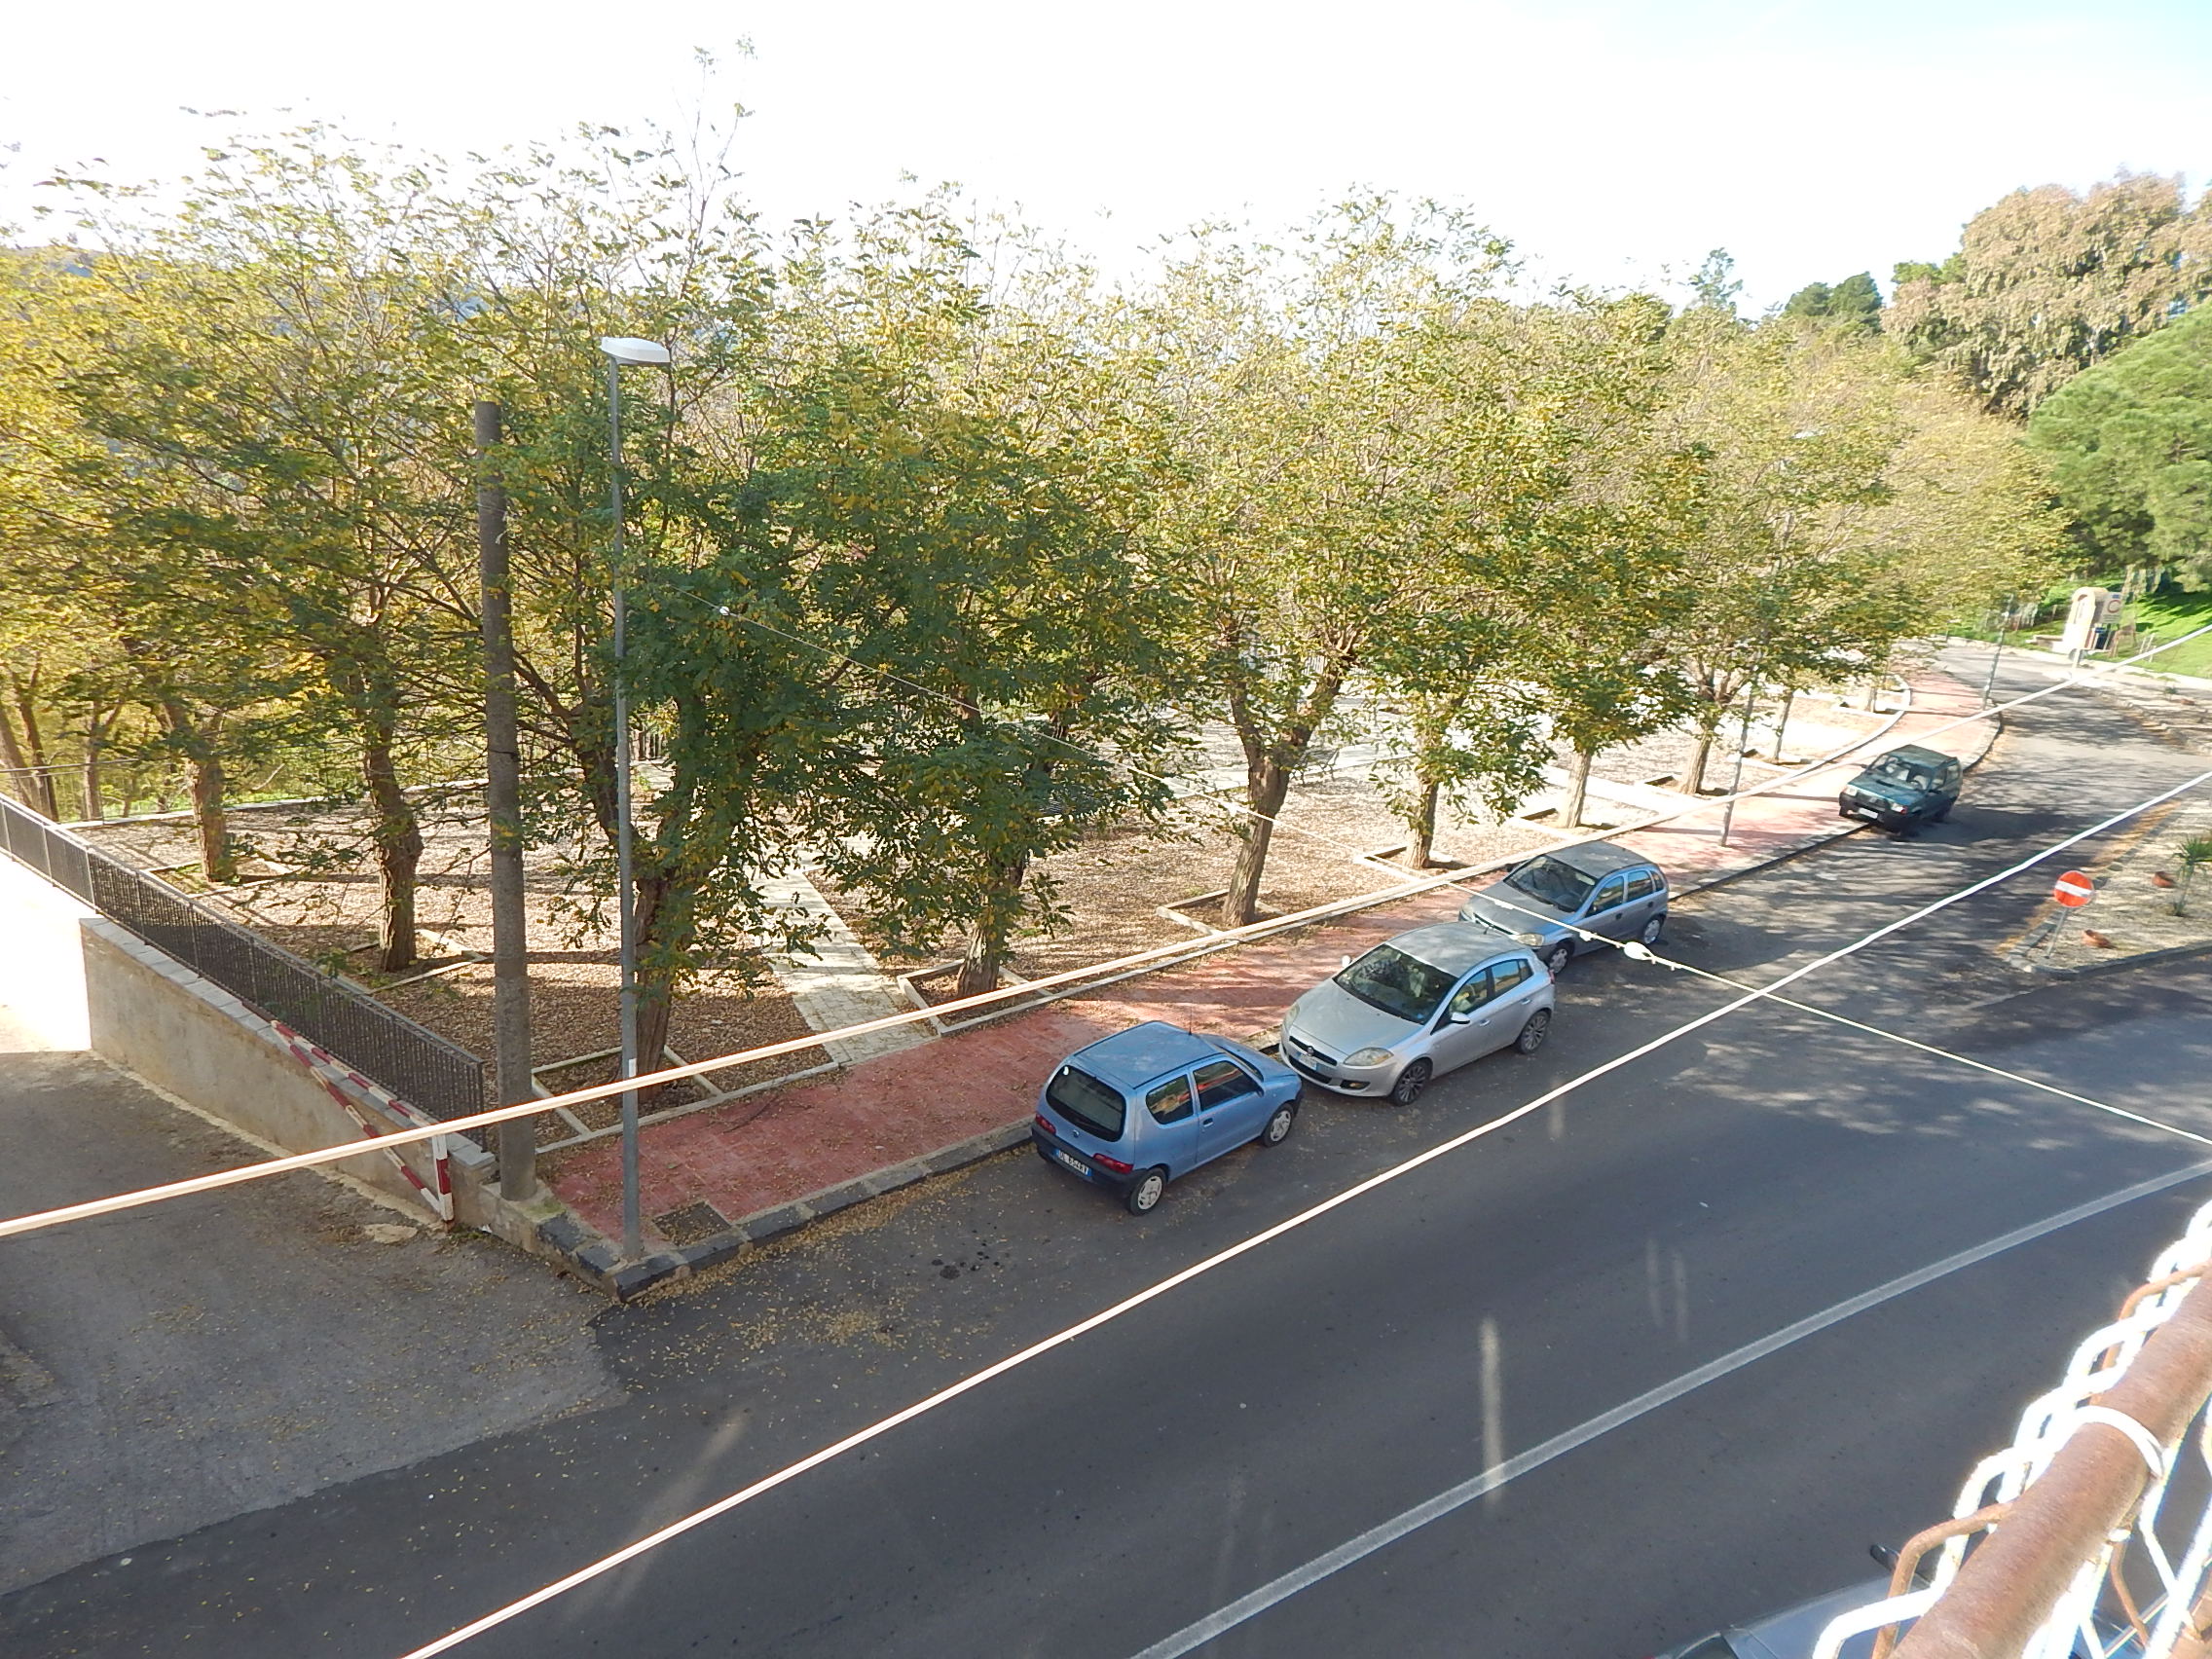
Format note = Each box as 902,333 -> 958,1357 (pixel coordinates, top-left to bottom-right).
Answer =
1678,726 -> 1715,796
188,752 -> 236,883
628,866 -> 677,1102
1771,685 -> 1794,762
1562,746 -> 1595,828
953,852 -> 1032,1000
634,989 -> 675,1098
1404,777 -> 1441,870
3,675 -> 57,818
362,723 -> 423,974
1223,756 -> 1293,927
0,697 -> 46,816
79,717 -> 105,822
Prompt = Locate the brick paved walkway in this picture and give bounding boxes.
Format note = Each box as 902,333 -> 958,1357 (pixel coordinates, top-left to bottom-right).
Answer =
548,668 -> 1996,1246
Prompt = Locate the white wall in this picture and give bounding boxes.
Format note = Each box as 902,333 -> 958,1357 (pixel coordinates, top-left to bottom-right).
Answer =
0,849 -> 92,1051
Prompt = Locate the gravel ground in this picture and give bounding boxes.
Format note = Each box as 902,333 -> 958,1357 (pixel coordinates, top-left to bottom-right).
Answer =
2035,795 -> 2212,972
831,768 -> 1562,987
71,695 -> 1879,1114
74,798 -> 830,1141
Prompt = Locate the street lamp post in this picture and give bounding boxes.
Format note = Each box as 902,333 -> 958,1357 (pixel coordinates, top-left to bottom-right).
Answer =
1716,676 -> 1759,848
599,335 -> 671,1266
1982,593 -> 2015,708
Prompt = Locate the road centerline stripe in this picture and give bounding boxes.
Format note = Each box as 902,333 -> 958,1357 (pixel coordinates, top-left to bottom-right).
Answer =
1126,1160 -> 2212,1659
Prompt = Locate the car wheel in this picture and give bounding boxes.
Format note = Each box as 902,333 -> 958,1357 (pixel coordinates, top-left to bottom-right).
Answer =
1514,1009 -> 1552,1054
1388,1059 -> 1433,1106
1543,941 -> 1573,977
1933,801 -> 1953,823
1258,1102 -> 1297,1147
1639,912 -> 1666,947
1124,1168 -> 1168,1214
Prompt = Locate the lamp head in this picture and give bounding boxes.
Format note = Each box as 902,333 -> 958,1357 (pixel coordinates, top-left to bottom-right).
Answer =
599,336 -> 672,366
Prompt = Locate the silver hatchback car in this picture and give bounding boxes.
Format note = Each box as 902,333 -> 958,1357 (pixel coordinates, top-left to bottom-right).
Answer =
1278,923 -> 1554,1106
1456,842 -> 1669,977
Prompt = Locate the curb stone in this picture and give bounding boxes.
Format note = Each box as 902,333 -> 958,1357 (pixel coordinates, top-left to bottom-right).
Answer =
2009,938 -> 2212,982
538,1122 -> 1034,1298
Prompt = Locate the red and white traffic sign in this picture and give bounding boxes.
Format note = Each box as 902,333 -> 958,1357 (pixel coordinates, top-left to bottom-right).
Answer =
2052,870 -> 2096,908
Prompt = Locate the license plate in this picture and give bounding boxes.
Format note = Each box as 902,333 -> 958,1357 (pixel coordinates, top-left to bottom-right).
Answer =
1851,806 -> 1881,820
1052,1148 -> 1088,1176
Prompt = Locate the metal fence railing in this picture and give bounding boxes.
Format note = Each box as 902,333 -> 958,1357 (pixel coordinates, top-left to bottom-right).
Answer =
0,793 -> 486,1125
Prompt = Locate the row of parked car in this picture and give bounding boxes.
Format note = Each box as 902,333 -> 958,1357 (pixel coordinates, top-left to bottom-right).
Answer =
1030,740 -> 1967,1219
1026,742 -> 1984,1657
1030,841 -> 1673,1211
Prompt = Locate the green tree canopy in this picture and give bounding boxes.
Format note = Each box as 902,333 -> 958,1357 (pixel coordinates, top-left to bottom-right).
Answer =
1888,171 -> 2212,418
2027,302 -> 2212,588
1782,273 -> 1881,333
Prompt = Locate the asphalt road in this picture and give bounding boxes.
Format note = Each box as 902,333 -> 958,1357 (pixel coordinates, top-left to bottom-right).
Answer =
7,650 -> 2212,1659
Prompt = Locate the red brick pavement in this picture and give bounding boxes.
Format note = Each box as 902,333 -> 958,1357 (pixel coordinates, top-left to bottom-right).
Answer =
549,669 -> 1995,1243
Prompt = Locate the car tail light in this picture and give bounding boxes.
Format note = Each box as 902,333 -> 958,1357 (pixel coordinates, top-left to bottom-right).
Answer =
1034,1113 -> 1055,1136
1093,1153 -> 1133,1174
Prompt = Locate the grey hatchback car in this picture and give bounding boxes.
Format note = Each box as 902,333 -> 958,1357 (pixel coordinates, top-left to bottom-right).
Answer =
1278,923 -> 1554,1106
1654,1579 -> 1894,1659
1654,1574 -> 2142,1659
1456,842 -> 1669,976
1031,1021 -> 1303,1214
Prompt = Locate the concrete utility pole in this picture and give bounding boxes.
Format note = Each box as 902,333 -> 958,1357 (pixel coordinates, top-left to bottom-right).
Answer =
476,400 -> 536,1202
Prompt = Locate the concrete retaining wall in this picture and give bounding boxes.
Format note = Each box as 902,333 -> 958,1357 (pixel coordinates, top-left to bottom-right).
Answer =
0,850 -> 92,1051
69,920 -> 611,1288
81,921 -> 466,1217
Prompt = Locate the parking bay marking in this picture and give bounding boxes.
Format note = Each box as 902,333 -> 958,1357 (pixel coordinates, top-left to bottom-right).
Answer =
1126,1159 -> 2212,1659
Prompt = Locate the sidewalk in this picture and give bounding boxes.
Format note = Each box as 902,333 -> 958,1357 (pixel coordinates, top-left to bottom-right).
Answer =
545,668 -> 1997,1275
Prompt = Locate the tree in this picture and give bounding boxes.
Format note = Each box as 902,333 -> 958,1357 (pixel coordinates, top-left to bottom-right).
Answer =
0,245 -> 297,867
2026,303 -> 2212,588
1783,273 -> 1881,334
1887,172 -> 2212,418
1652,314 -> 1917,793
435,120 -> 790,1068
727,203 -> 1181,999
1688,248 -> 1743,315
26,134 -> 486,964
1138,200 -> 1533,925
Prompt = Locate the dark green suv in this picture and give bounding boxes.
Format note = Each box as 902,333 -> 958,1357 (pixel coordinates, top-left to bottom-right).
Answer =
1838,743 -> 1962,833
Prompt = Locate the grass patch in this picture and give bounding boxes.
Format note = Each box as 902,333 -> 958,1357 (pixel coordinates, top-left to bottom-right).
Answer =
2123,588 -> 2212,678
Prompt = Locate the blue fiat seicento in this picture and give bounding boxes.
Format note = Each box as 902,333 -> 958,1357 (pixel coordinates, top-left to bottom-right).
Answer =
1031,1020 -> 1303,1214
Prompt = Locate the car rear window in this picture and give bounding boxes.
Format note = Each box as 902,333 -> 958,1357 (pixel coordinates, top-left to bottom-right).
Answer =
1047,1065 -> 1126,1139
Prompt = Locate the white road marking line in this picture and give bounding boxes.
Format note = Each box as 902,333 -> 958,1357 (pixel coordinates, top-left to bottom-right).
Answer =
1126,1159 -> 2212,1659
395,778 -> 2212,1658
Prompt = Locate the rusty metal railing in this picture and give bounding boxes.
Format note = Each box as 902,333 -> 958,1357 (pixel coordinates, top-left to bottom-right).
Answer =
1815,1195 -> 2212,1659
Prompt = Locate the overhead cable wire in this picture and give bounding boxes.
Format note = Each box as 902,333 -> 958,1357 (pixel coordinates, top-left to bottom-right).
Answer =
382,767 -> 2212,1658
2,644 -> 2206,1248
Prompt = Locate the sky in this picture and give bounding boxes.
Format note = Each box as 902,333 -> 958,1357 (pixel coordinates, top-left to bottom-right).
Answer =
4,0 -> 2210,311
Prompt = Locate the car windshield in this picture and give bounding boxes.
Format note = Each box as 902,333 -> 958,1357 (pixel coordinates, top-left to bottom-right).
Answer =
1046,1065 -> 1125,1139
1504,855 -> 1599,913
1870,756 -> 1935,788
1334,943 -> 1459,1024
